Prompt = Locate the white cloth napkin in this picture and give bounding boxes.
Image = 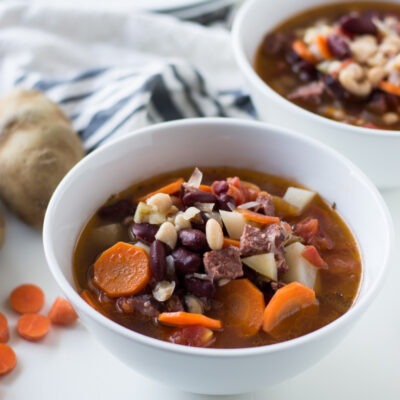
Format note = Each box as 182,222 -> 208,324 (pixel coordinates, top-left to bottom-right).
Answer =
0,2 -> 253,150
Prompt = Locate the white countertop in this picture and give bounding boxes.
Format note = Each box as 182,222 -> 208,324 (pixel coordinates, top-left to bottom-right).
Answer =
1,189 -> 400,399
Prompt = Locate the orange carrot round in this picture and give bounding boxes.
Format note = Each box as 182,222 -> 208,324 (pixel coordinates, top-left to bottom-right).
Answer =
217,279 -> 265,336
137,178 -> 184,202
379,80 -> 400,97
17,313 -> 50,342
0,344 -> 17,376
315,34 -> 332,59
0,313 -> 9,344
94,242 -> 151,297
158,312 -> 222,330
10,284 -> 45,314
48,297 -> 79,326
236,209 -> 281,226
199,184 -> 212,193
292,39 -> 318,64
263,282 -> 318,335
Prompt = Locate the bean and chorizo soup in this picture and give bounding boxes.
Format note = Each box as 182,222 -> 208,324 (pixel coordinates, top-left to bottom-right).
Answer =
255,2 -> 400,129
74,167 -> 361,348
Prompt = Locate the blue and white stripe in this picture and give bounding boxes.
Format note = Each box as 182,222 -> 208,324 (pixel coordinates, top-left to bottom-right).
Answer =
14,61 -> 254,152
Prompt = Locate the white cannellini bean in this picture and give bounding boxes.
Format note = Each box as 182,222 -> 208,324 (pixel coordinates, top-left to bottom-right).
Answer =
184,295 -> 204,314
339,63 -> 372,97
155,221 -> 177,249
146,193 -> 173,214
174,212 -> 192,231
350,35 -> 378,63
382,112 -> 399,125
205,218 -> 223,251
367,66 -> 387,87
153,281 -> 176,302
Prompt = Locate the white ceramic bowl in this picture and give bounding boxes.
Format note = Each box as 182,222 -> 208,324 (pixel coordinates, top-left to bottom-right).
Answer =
232,0 -> 400,189
43,118 -> 393,395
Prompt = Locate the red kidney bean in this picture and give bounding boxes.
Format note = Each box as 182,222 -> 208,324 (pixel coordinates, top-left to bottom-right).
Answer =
339,13 -> 377,35
323,74 -> 345,100
327,34 -> 351,60
182,190 -> 217,207
98,199 -> 134,221
292,60 -> 318,82
130,223 -> 159,244
149,240 -> 167,281
179,229 -> 208,252
217,193 -> 236,211
172,247 -> 202,274
211,180 -> 229,195
184,277 -> 216,299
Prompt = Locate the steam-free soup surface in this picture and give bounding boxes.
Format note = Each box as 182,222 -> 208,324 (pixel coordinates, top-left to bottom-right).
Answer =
74,167 -> 361,348
255,2 -> 400,129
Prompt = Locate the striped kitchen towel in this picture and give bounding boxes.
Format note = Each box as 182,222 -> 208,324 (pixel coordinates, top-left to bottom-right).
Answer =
14,61 -> 254,152
0,3 -> 254,152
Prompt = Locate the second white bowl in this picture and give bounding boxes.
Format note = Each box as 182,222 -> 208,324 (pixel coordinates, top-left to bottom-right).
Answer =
232,0 -> 400,189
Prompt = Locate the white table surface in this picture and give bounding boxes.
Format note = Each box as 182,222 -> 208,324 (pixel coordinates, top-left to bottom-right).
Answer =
1,189 -> 400,399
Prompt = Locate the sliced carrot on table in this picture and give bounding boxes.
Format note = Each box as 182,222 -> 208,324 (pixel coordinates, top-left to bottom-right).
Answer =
199,184 -> 212,192
0,313 -> 9,344
0,344 -> 17,376
302,245 -> 326,267
263,282 -> 318,335
236,209 -> 281,226
94,242 -> 151,297
292,39 -> 318,64
379,80 -> 400,97
137,178 -> 184,202
223,237 -> 240,248
216,279 -> 265,337
17,313 -> 50,342
158,312 -> 222,330
315,34 -> 332,59
48,297 -> 79,326
10,284 -> 45,314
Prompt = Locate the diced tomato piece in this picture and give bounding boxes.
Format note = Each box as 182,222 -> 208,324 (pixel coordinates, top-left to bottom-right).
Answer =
294,218 -> 319,242
168,325 -> 215,347
227,184 -> 245,205
302,245 -> 326,267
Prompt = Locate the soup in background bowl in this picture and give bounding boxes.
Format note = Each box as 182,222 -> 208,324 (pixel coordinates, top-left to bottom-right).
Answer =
232,0 -> 400,189
43,118 -> 393,394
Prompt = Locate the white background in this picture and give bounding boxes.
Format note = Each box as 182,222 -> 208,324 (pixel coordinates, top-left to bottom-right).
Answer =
0,188 -> 399,399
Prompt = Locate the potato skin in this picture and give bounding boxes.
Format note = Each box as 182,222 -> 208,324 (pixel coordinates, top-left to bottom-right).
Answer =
0,89 -> 84,228
0,210 -> 4,248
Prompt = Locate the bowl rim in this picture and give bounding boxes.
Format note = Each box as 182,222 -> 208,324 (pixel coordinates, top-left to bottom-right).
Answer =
231,0 -> 400,138
43,117 -> 394,358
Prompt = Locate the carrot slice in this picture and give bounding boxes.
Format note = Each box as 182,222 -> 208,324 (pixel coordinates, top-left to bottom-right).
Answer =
0,313 -> 9,343
48,297 -> 79,326
302,245 -> 325,267
10,284 -> 45,314
158,312 -> 222,330
199,184 -> 212,193
263,282 -> 318,335
223,237 -> 240,248
137,178 -> 184,202
216,279 -> 265,336
0,344 -> 17,376
94,242 -> 150,297
379,80 -> 400,97
236,209 -> 281,226
315,34 -> 332,59
292,39 -> 318,64
17,313 -> 50,342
